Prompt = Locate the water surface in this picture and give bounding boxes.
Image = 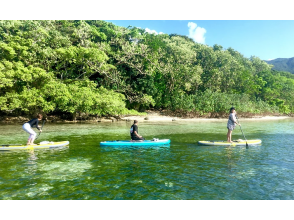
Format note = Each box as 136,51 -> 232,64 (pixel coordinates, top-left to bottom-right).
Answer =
0,119 -> 294,200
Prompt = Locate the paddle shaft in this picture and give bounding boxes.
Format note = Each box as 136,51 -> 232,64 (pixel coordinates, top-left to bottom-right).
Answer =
236,116 -> 249,148
35,119 -> 46,140
1,144 -> 23,147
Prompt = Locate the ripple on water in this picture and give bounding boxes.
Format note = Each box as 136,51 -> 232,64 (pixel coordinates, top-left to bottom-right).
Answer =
1,120 -> 294,199
38,158 -> 93,181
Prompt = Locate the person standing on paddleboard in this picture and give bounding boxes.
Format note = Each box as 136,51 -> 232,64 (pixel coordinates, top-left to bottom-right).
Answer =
130,120 -> 144,141
227,107 -> 240,143
22,114 -> 43,145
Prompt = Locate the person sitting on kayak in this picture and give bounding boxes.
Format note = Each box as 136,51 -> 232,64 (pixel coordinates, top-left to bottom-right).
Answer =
227,107 -> 240,143
130,120 -> 144,141
22,114 -> 43,145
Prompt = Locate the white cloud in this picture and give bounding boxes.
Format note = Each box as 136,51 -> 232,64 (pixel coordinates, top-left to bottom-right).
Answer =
145,28 -> 158,35
145,28 -> 164,35
188,22 -> 206,44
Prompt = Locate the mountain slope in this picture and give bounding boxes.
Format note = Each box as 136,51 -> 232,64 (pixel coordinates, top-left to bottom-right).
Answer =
265,57 -> 294,74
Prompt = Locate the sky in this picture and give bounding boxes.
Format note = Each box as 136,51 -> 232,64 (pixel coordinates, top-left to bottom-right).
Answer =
106,20 -> 294,61
2,1 -> 294,61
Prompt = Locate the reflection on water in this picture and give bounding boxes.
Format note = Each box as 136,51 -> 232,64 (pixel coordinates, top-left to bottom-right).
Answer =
100,145 -> 170,152
0,119 -> 294,199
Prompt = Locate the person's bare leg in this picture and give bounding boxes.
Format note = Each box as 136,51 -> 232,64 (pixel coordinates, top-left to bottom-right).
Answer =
227,129 -> 232,142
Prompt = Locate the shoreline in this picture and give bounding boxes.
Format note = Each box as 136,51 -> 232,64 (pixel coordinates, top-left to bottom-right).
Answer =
121,115 -> 291,122
0,114 -> 291,124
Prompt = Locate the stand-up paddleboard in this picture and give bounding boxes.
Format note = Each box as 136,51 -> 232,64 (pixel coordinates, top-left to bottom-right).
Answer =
0,141 -> 69,151
198,139 -> 261,146
100,139 -> 170,147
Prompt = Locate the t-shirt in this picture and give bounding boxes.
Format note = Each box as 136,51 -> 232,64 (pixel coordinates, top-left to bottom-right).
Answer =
130,124 -> 138,139
26,118 -> 40,130
227,113 -> 236,127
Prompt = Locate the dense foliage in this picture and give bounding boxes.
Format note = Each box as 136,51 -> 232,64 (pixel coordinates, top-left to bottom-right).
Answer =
1,20 -> 293,118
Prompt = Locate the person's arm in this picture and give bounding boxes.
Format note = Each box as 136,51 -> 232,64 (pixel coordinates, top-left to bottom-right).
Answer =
33,119 -> 42,131
133,131 -> 141,138
233,114 -> 240,126
134,125 -> 142,138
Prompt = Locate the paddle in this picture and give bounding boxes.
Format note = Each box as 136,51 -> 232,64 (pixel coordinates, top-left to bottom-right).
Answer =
35,119 -> 46,140
236,115 -> 249,149
1,144 -> 23,147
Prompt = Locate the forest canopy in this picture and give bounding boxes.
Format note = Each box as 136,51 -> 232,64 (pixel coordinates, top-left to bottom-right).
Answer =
0,20 -> 293,119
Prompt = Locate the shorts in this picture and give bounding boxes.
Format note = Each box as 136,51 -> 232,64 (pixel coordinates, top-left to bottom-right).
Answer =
131,136 -> 145,141
227,123 -> 236,131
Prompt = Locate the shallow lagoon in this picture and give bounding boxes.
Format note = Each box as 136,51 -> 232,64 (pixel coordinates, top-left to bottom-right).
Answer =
1,118 -> 294,200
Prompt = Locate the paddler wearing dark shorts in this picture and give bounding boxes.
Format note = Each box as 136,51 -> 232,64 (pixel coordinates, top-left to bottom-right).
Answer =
130,120 -> 145,141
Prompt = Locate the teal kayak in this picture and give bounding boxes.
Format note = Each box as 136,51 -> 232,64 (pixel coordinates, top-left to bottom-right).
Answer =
100,139 -> 170,147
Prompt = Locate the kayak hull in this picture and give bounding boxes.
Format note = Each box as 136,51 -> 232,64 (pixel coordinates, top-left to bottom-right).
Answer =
0,141 -> 69,151
100,139 -> 170,147
198,139 -> 262,146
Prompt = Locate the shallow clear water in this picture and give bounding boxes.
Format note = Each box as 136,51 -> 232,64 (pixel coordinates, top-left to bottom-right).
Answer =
1,118 -> 294,200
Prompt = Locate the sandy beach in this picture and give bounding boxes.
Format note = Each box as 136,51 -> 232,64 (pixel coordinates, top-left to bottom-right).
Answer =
121,114 -> 291,122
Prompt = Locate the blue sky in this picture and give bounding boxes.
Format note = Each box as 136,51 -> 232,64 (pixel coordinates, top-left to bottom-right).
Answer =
2,1 -> 293,61
106,20 -> 294,61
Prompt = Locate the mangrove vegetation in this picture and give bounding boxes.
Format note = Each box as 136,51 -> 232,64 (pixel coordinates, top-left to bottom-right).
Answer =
0,20 -> 294,119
